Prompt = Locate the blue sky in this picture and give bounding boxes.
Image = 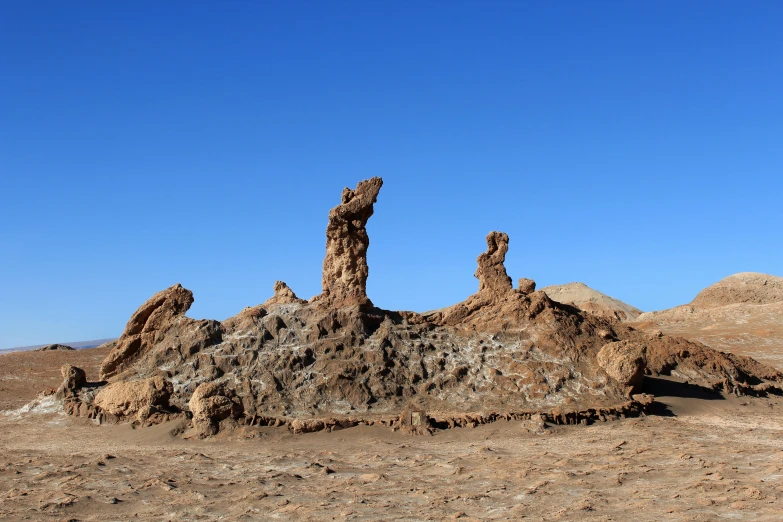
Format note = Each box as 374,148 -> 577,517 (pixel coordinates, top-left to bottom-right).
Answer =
1,2 -> 781,348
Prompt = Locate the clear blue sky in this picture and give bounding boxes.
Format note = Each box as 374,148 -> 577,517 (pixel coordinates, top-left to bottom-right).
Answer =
1,2 -> 781,348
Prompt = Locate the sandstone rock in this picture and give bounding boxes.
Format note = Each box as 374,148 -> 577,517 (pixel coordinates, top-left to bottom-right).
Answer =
100,283 -> 222,380
517,278 -> 536,294
597,341 -> 646,395
316,177 -> 383,308
93,375 -> 173,421
64,178 -> 783,438
189,380 -> 243,438
541,282 -> 642,321
56,365 -> 86,399
263,281 -> 306,307
35,344 -> 75,352
475,232 -> 513,295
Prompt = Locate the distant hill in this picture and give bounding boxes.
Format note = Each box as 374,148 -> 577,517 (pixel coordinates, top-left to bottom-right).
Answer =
0,338 -> 115,355
540,282 -> 642,321
633,272 -> 783,369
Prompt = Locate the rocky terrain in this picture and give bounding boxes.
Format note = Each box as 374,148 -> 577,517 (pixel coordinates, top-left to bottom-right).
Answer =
541,282 -> 643,321
2,179 -> 783,520
633,273 -> 783,370
46,178 -> 783,439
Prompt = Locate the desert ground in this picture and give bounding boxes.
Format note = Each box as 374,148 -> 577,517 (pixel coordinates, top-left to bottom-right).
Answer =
1,347 -> 782,521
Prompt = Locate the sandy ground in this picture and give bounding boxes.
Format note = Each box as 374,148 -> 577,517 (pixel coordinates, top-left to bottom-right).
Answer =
1,348 -> 782,520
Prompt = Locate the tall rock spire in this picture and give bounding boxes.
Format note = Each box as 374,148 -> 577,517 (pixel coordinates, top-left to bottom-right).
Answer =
318,177 -> 383,308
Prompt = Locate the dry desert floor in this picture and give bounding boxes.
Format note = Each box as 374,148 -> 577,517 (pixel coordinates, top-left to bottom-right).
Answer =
1,348 -> 782,521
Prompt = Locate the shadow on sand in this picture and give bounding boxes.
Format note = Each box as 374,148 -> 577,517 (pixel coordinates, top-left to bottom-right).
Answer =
643,376 -> 724,417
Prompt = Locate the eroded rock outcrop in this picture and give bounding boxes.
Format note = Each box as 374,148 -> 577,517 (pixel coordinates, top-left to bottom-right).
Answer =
100,283 -> 222,381
189,380 -> 244,438
316,177 -> 383,308
93,375 -> 173,422
517,278 -> 536,294
263,281 -> 306,307
597,341 -> 646,395
56,365 -> 86,399
475,231 -> 513,295
60,177 -> 783,438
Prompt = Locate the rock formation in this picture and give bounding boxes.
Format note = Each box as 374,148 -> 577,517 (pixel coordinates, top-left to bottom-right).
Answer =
99,283 -> 221,380
263,281 -> 306,307
55,365 -> 86,399
316,177 -> 383,308
93,375 -> 173,422
597,341 -> 646,395
61,178 -> 783,437
36,344 -> 75,352
475,231 -> 513,294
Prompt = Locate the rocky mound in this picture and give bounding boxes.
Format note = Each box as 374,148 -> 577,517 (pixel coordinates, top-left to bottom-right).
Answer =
55,178 -> 783,437
35,344 -> 75,352
691,272 -> 783,307
541,282 -> 643,321
633,273 -> 783,369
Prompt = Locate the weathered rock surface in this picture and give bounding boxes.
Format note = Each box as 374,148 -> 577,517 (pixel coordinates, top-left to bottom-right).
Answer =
63,178 -> 783,437
316,177 -> 383,308
263,281 -> 306,307
517,278 -> 536,294
189,380 -> 243,437
35,344 -> 75,352
542,282 -> 643,321
475,231 -> 513,295
100,283 -> 222,380
93,375 -> 173,421
597,341 -> 646,395
55,365 -> 86,399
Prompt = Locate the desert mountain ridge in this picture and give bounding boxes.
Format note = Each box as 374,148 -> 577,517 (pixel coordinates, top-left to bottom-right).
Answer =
540,282 -> 643,322
633,272 -> 783,370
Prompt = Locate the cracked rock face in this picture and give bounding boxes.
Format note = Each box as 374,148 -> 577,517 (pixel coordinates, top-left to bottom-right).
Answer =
317,177 -> 383,308
66,177 -> 783,437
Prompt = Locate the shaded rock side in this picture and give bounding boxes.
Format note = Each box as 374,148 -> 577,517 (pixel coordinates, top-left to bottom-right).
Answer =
189,380 -> 243,438
316,177 -> 383,308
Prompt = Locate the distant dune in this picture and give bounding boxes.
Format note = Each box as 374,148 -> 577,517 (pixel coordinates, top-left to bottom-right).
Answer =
633,272 -> 783,369
540,282 -> 642,321
0,338 -> 115,355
